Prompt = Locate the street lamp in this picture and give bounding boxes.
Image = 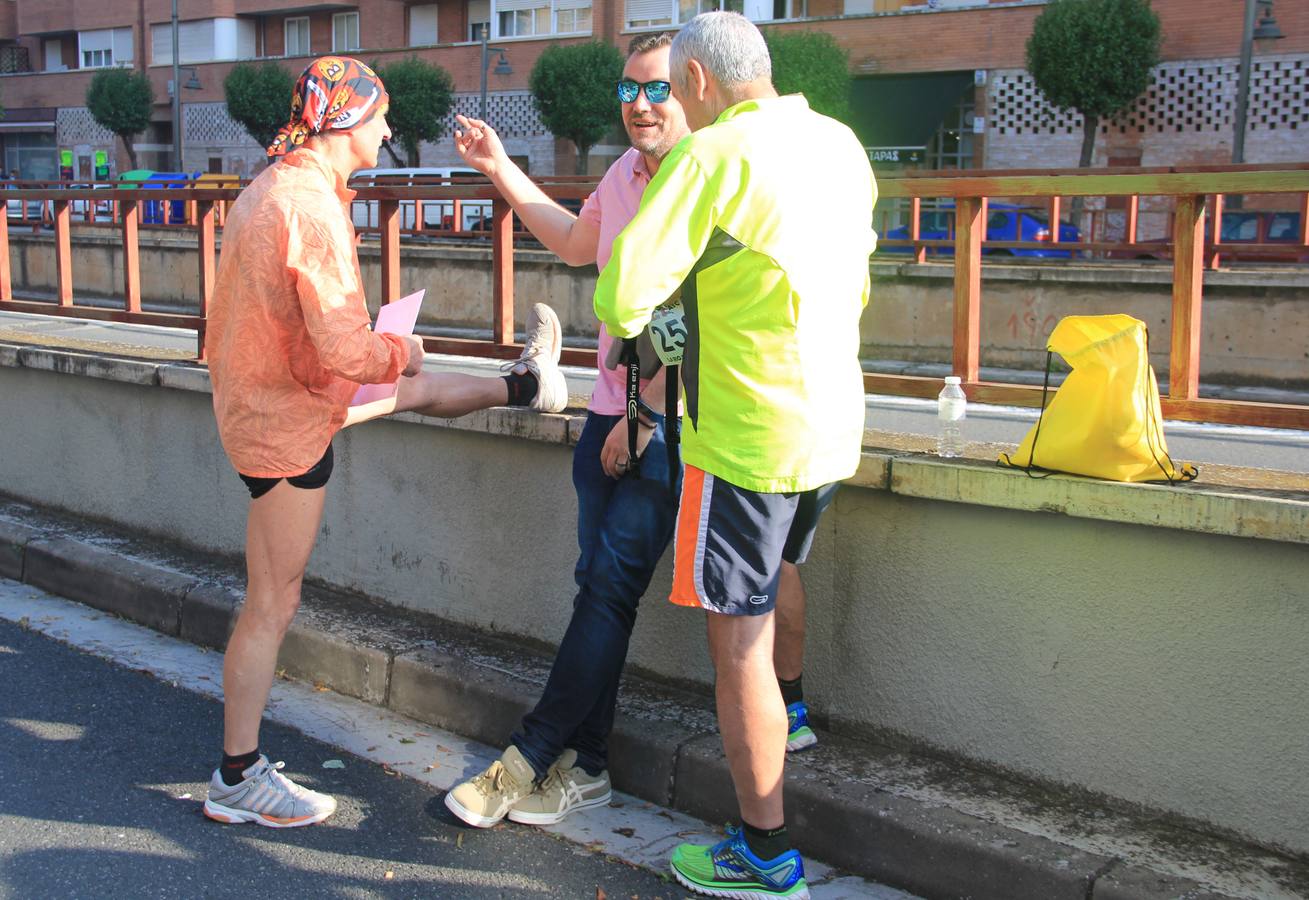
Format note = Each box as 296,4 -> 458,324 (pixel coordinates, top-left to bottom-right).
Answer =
479,28 -> 512,122
1232,0 -> 1285,165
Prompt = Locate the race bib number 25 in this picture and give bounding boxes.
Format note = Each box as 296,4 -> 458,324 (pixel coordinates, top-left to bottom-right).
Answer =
648,303 -> 686,366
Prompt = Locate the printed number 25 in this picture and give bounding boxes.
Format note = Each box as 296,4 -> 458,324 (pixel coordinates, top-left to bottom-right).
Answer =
657,319 -> 686,353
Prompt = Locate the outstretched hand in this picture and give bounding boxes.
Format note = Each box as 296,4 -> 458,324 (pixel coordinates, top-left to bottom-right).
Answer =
453,114 -> 506,178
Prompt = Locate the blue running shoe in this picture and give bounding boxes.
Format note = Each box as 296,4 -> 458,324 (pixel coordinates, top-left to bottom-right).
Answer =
670,824 -> 809,899
786,701 -> 817,752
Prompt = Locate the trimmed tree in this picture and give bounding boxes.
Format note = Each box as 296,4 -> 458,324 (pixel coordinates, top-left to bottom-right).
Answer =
86,68 -> 153,170
530,42 -> 625,174
764,30 -> 851,123
224,61 -> 297,151
1026,0 -> 1162,169
375,56 -> 455,166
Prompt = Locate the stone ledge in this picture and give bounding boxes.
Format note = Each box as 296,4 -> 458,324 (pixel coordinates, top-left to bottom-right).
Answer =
890,454 -> 1309,546
2,340 -> 1306,545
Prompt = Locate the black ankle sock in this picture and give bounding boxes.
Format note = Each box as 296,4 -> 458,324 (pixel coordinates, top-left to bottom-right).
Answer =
501,370 -> 539,407
778,673 -> 804,707
220,748 -> 261,786
742,820 -> 791,861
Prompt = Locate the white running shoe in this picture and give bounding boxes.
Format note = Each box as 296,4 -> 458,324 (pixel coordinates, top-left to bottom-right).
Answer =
203,756 -> 336,828
502,302 -> 567,413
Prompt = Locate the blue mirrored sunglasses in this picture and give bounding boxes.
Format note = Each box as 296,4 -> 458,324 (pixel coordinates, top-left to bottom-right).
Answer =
617,79 -> 672,104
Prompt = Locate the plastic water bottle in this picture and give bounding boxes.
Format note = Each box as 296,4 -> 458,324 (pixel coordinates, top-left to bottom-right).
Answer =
937,376 -> 966,458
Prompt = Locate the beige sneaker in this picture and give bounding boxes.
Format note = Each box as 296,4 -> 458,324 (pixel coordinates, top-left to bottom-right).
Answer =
507,749 -> 612,826
501,302 -> 567,413
444,745 -> 538,828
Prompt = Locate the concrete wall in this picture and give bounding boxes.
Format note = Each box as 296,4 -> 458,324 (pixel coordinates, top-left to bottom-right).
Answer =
0,347 -> 1306,858
13,229 -> 1309,387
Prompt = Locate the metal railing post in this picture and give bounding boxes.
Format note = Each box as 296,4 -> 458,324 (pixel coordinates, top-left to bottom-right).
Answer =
491,197 -> 514,345
0,212 -> 10,301
909,196 -> 925,264
54,199 -> 72,306
197,199 -> 215,358
379,199 -> 400,303
121,196 -> 141,313
1170,194 -> 1206,400
1207,193 -> 1224,270
952,195 -> 983,383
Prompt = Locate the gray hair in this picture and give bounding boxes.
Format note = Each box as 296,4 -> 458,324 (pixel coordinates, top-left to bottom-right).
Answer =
669,11 -> 772,90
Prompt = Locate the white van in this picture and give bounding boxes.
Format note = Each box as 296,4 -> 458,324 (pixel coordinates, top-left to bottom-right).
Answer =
350,167 -> 491,234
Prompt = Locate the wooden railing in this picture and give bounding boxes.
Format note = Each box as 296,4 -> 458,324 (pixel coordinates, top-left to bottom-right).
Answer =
0,167 -> 1306,430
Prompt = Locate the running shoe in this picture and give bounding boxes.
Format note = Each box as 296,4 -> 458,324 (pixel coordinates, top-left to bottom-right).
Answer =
507,749 -> 612,825
502,302 -> 567,413
203,756 -> 336,828
671,824 -> 809,899
786,701 -> 817,752
444,745 -> 537,828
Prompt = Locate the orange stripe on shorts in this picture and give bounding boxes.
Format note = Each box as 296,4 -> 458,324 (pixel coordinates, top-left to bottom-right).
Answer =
670,464 -> 709,608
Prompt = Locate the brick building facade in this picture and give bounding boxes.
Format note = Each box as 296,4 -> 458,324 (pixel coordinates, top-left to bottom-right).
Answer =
0,0 -> 1302,181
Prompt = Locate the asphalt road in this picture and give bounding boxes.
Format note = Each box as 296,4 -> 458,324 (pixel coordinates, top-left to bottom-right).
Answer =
0,618 -> 678,900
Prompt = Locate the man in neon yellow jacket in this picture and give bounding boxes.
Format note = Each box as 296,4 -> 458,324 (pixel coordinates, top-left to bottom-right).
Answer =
593,12 -> 876,899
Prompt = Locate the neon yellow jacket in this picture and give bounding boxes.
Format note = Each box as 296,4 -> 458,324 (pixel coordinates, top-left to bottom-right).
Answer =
593,95 -> 877,493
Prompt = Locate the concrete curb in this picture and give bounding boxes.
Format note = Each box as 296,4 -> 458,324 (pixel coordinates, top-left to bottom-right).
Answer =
0,524 -> 1262,900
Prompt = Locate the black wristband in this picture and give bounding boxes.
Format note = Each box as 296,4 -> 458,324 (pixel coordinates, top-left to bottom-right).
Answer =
636,398 -> 663,423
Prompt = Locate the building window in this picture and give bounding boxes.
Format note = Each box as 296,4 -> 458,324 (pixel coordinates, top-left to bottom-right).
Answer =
79,27 -> 133,69
626,0 -> 740,29
333,12 -> 360,51
410,4 -> 439,46
555,0 -> 592,33
285,17 -> 310,56
497,3 -> 550,37
925,91 -> 976,170
151,19 -> 255,65
482,0 -> 591,38
468,0 -> 491,40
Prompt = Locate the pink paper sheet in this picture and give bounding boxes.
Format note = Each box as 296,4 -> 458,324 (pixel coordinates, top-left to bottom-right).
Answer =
350,289 -> 425,406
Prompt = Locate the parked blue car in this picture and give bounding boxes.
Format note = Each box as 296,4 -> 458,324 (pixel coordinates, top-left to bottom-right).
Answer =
879,202 -> 1081,258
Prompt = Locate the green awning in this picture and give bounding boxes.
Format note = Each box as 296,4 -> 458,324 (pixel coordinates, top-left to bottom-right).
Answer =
849,72 -> 974,150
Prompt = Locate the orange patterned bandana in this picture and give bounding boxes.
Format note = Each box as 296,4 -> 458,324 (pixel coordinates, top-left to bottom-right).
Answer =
267,56 -> 388,158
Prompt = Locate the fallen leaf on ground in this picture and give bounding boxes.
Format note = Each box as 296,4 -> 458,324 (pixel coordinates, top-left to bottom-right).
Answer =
322,759 -> 346,769
314,682 -> 329,692
399,738 -> 416,744
414,731 -> 429,737
456,833 -> 463,849
384,871 -> 394,881
613,827 -> 635,838
176,793 -> 192,800
366,745 -> 378,752
382,765 -> 398,776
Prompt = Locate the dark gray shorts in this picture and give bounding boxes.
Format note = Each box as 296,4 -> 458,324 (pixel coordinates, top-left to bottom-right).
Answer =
670,464 -> 839,616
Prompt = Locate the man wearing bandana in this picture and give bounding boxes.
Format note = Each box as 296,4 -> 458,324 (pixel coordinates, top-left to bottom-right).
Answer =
203,57 -> 567,827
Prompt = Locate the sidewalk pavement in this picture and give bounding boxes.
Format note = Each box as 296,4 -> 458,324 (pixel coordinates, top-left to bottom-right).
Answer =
1,499 -> 1305,900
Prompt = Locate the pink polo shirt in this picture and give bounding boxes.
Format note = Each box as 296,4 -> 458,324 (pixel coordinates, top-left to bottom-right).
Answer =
578,148 -> 655,415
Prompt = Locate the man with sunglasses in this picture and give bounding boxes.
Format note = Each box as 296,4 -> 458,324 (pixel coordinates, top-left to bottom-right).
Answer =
594,12 -> 877,899
441,32 -> 688,830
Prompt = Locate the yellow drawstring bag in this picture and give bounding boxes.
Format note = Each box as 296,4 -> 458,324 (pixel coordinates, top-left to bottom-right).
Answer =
999,314 -> 1198,483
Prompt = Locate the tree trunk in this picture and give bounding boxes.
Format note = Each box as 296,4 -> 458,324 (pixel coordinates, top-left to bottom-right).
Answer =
1071,112 -> 1099,218
120,134 -> 138,170
574,143 -> 589,176
383,140 -> 404,167
1078,112 -> 1099,168
406,142 -> 419,168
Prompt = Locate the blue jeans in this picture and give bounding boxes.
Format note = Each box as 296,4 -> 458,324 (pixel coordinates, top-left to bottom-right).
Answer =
511,411 -> 680,778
